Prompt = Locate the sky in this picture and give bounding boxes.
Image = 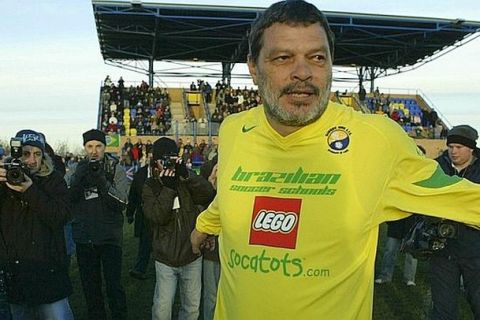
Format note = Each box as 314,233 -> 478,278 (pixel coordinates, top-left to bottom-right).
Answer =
1,0 -> 480,151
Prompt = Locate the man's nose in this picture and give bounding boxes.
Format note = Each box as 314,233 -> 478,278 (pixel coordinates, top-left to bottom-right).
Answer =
25,154 -> 36,163
290,58 -> 313,82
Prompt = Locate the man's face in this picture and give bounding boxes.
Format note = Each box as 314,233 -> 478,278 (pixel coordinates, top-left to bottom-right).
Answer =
447,143 -> 474,168
84,140 -> 106,160
248,22 -> 333,127
21,145 -> 43,174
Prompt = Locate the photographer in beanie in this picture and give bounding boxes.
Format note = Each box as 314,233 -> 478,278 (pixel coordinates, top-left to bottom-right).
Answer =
0,129 -> 73,319
431,125 -> 480,319
142,137 -> 215,320
66,129 -> 128,320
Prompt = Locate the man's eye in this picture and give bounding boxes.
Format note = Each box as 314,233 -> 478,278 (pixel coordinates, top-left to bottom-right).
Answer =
312,55 -> 326,62
273,55 -> 290,62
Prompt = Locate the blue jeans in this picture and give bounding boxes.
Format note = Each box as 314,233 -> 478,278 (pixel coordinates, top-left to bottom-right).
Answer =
202,259 -> 220,320
152,258 -> 202,320
10,298 -> 73,320
377,237 -> 417,282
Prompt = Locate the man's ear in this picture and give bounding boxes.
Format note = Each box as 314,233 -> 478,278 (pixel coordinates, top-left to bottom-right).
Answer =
247,55 -> 258,85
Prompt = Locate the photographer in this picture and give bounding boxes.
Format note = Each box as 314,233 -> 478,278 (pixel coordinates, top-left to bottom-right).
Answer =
66,129 -> 128,320
431,125 -> 480,319
142,137 -> 215,320
0,129 -> 73,319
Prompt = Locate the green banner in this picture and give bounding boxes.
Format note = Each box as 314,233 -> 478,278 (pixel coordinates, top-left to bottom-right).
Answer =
106,134 -> 120,147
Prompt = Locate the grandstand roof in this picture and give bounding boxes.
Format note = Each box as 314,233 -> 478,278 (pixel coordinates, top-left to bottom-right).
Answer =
92,1 -> 480,70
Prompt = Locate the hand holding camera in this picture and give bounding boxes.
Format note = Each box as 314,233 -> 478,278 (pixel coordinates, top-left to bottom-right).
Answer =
1,138 -> 29,186
154,155 -> 188,179
74,161 -> 90,182
0,163 -> 32,192
5,174 -> 33,193
0,138 -> 32,192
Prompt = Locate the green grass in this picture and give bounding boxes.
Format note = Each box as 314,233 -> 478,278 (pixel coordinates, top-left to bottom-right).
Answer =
67,223 -> 474,319
373,224 -> 473,320
68,225 -> 156,320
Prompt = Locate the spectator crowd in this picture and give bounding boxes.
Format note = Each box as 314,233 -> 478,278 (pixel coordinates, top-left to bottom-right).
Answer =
100,76 -> 172,136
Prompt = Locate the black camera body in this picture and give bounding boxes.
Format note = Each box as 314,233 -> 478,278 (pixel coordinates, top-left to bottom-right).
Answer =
402,218 -> 458,259
87,155 -> 118,182
4,138 -> 28,185
160,155 -> 177,170
88,159 -> 101,172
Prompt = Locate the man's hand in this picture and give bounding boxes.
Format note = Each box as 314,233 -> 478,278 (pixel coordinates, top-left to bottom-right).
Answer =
5,174 -> 33,193
208,164 -> 218,190
202,236 -> 216,252
191,228 -> 208,255
75,161 -> 89,179
127,216 -> 134,224
0,165 -> 7,184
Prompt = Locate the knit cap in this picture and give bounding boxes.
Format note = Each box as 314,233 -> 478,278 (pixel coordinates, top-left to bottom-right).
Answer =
447,125 -> 478,149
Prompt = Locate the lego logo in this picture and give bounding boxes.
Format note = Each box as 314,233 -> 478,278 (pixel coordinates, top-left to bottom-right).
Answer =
249,196 -> 302,249
253,210 -> 298,233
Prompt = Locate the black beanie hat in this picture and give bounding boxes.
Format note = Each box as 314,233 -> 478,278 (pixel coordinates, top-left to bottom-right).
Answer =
446,125 -> 478,149
15,129 -> 46,153
83,129 -> 106,145
152,137 -> 178,160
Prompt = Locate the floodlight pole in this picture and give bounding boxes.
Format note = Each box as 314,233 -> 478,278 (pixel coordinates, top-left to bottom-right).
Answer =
148,59 -> 155,87
357,67 -> 365,89
369,67 -> 377,93
222,62 -> 232,86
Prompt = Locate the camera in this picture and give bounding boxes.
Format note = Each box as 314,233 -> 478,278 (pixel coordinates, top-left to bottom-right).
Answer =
436,221 -> 458,238
88,159 -> 101,172
3,138 -> 27,185
160,154 -> 177,170
401,218 -> 458,259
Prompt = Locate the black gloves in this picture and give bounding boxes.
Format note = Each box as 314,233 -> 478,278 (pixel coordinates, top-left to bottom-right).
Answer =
73,161 -> 89,184
127,215 -> 134,224
175,162 -> 189,179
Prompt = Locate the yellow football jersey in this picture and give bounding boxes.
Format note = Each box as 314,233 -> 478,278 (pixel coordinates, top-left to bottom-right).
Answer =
197,102 -> 480,320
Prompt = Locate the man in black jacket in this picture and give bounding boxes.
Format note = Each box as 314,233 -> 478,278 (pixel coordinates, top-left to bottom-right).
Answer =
67,129 -> 129,320
431,125 -> 480,320
126,152 -> 153,280
142,137 -> 215,320
0,129 -> 73,319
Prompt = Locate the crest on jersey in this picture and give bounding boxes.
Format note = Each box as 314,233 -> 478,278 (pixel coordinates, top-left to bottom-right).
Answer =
326,126 -> 351,154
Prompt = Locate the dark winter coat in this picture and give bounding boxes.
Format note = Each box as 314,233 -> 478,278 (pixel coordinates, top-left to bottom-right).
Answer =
126,166 -> 149,238
67,153 -> 129,247
435,148 -> 480,257
142,171 -> 215,267
0,155 -> 72,304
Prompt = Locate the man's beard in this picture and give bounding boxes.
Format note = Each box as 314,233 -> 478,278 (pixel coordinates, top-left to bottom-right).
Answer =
258,72 -> 332,127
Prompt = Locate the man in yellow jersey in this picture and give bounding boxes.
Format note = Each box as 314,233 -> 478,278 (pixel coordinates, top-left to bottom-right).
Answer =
191,1 -> 480,319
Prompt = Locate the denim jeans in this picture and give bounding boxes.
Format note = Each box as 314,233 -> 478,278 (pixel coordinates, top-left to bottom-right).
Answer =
377,236 -> 417,282
202,259 -> 220,320
76,243 -> 127,320
152,258 -> 202,320
10,298 -> 74,320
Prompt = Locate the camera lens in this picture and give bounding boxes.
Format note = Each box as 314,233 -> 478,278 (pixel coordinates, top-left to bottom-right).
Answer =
89,160 -> 101,172
6,167 -> 25,185
438,223 -> 456,238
